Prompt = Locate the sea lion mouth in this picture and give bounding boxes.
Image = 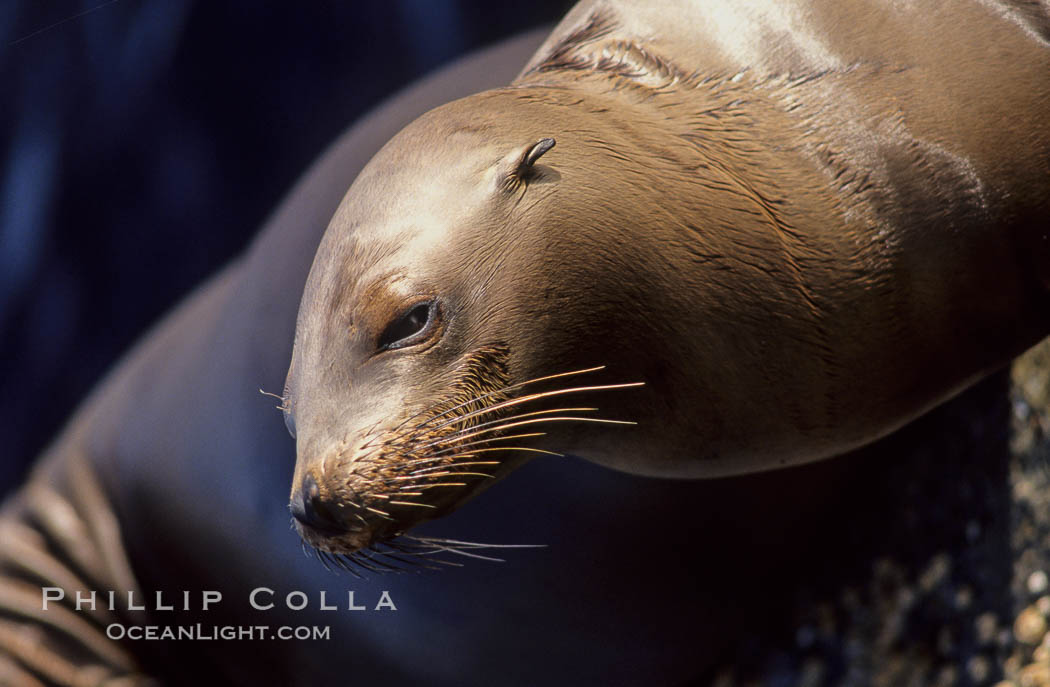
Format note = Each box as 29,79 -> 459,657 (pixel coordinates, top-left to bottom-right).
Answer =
288,349 -> 643,569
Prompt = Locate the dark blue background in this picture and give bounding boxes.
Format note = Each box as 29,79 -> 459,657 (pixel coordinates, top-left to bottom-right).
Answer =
0,1 -> 570,496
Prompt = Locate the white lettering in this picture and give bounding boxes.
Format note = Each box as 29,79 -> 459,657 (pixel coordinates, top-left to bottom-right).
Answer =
375,591 -> 397,611
249,587 -> 274,611
202,591 -> 222,611
75,590 -> 96,611
155,591 -> 173,611
41,587 -> 64,611
286,591 -> 308,611
127,591 -> 145,611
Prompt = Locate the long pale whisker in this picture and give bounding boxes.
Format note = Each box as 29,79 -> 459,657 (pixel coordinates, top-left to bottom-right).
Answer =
382,536 -> 545,568
441,446 -> 564,458
399,482 -> 468,491
345,556 -> 375,578
259,388 -> 288,412
423,409 -> 593,454
416,409 -> 587,452
368,545 -> 448,572
397,366 -> 609,435
426,548 -> 506,563
398,536 -> 545,563
401,434 -> 545,467
378,540 -> 465,568
404,448 -> 555,477
423,383 -> 642,437
354,549 -> 405,574
393,540 -> 508,563
397,471 -> 494,480
408,460 -> 503,477
406,536 -> 545,550
393,449 -> 560,486
385,462 -> 499,480
426,416 -> 636,452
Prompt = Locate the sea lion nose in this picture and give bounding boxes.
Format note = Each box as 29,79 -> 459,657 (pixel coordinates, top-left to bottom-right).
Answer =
290,474 -> 344,534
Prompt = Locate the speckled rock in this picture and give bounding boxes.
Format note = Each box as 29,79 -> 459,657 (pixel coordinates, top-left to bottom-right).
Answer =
698,338 -> 1050,685
1015,607 -> 1047,645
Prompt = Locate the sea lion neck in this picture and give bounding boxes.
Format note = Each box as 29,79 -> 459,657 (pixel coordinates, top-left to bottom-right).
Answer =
514,8 -> 692,97
284,0 -> 1050,560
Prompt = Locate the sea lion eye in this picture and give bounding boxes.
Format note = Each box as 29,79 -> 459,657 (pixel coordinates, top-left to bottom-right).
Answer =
377,301 -> 438,352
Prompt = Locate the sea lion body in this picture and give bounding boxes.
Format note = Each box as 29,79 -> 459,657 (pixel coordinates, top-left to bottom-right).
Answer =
1,29 -> 787,687
3,2 -> 1050,684
513,0 -> 1050,474
285,0 -> 1050,553
7,32 -> 728,686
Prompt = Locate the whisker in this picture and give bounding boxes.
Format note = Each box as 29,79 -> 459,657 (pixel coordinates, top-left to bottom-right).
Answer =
381,539 -> 429,554
387,500 -> 437,509
400,482 -> 468,490
395,535 -> 545,563
336,554 -> 368,579
408,461 -> 500,476
369,547 -> 437,572
443,446 -> 563,457
330,551 -> 350,572
423,407 -> 593,452
428,416 -> 636,450
318,552 -> 332,573
399,450 -> 560,483
403,433 -> 547,467
390,461 -> 499,479
397,538 -> 529,563
380,539 -> 467,568
397,471 -> 493,480
431,548 -> 507,563
259,388 -> 289,412
355,549 -> 405,574
406,536 -> 546,550
344,552 -> 380,575
414,399 -> 633,453
423,382 -> 643,438
413,410 -> 574,452
356,420 -> 386,452
398,366 -> 610,435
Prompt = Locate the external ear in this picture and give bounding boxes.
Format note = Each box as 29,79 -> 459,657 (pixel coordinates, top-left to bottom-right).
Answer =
497,137 -> 556,192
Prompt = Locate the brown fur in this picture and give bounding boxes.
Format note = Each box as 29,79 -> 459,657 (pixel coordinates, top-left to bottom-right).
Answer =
285,0 -> 1050,554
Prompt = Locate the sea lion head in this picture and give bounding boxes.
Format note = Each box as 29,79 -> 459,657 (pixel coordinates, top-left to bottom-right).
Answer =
283,88 -> 698,558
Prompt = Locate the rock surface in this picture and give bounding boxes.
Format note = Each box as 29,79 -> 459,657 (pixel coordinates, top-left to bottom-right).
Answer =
705,338 -> 1050,685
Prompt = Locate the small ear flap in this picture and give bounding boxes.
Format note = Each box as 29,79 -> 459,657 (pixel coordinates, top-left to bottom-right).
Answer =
498,137 -> 556,192
523,137 -> 556,167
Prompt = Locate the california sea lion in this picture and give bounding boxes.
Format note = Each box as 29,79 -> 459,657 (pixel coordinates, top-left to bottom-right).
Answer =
2,28 -> 795,686
284,0 -> 1050,556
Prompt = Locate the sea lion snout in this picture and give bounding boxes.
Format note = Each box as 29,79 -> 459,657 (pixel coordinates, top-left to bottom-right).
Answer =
289,473 -> 345,535
288,468 -> 390,554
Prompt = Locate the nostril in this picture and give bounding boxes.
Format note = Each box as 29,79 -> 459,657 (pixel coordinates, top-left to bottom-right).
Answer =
290,474 -> 344,534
